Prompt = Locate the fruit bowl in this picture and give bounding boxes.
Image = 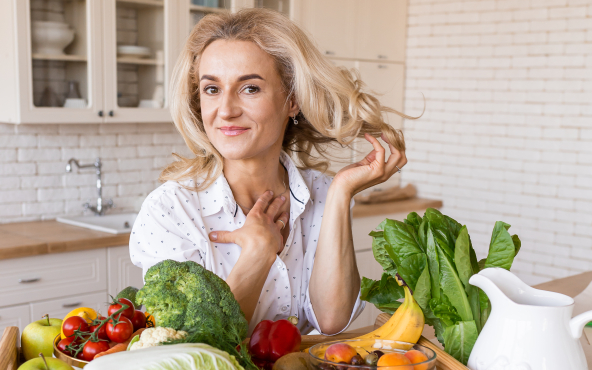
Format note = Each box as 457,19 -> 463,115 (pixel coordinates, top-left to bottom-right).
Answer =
308,339 -> 436,370
53,334 -> 89,368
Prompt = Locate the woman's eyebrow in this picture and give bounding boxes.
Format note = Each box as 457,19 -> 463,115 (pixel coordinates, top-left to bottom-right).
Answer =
238,74 -> 265,81
200,75 -> 219,82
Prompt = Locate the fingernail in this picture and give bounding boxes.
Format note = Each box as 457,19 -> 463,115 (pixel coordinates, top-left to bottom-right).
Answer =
281,195 -> 285,201
210,232 -> 217,240
269,190 -> 274,195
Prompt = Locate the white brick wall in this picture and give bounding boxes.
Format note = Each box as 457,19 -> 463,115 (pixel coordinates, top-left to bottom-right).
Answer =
404,0 -> 592,285
0,123 -> 187,223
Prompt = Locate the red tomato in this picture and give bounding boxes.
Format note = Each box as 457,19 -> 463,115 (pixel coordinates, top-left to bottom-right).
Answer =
63,316 -> 90,338
90,316 -> 109,340
108,298 -> 135,320
82,340 -> 110,361
130,310 -> 147,332
106,316 -> 133,343
57,337 -> 79,356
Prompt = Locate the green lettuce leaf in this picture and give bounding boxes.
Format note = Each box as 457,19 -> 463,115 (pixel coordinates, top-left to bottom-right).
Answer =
414,265 -> 431,312
429,298 -> 461,327
369,230 -> 397,278
360,275 -> 404,314
383,219 -> 423,266
437,243 -> 473,322
426,228 -> 441,301
484,221 -> 515,270
397,253 -> 427,292
454,226 -> 472,290
443,321 -> 478,365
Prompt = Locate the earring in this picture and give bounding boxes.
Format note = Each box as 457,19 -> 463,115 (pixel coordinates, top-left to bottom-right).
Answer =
293,114 -> 298,125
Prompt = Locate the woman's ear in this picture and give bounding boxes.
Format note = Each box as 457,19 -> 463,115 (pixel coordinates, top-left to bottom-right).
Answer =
288,96 -> 300,117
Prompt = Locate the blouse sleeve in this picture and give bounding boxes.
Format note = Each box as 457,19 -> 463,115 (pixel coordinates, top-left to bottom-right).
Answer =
129,189 -> 208,277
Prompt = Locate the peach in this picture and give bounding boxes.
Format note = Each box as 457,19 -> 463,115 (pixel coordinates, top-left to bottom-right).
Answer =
324,343 -> 358,364
404,350 -> 429,370
377,352 -> 412,370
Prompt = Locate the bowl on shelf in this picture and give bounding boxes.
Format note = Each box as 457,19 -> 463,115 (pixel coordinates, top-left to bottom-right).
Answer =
308,339 -> 437,370
117,45 -> 151,58
31,21 -> 75,55
64,98 -> 87,109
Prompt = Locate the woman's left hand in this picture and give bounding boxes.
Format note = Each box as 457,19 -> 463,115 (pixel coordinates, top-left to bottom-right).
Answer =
332,133 -> 407,197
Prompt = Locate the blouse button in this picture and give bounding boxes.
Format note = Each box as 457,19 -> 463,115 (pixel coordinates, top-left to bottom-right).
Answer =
280,305 -> 288,312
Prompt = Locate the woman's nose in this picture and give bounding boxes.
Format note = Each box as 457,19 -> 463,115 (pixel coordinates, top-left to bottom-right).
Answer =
217,92 -> 242,120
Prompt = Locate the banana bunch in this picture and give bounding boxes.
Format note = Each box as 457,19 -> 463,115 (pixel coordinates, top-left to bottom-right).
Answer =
355,280 -> 424,343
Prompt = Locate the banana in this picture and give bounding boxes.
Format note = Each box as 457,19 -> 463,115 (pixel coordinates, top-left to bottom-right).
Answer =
355,285 -> 424,344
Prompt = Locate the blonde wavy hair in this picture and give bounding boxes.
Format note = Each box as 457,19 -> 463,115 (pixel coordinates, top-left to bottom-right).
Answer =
161,8 -> 418,191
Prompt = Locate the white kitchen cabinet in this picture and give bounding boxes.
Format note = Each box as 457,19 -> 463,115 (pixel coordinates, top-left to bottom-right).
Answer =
107,245 -> 145,297
0,0 -> 181,124
354,0 -> 407,62
0,304 -> 31,344
30,291 -> 109,321
0,249 -> 107,308
297,0 -> 356,59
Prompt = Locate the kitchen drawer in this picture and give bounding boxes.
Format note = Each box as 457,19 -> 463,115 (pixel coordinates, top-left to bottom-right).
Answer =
107,245 -> 144,297
0,304 -> 31,344
0,249 -> 107,307
31,291 -> 109,321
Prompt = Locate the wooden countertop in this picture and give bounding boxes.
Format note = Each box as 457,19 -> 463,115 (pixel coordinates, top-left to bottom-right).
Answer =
0,220 -> 129,261
0,197 -> 441,261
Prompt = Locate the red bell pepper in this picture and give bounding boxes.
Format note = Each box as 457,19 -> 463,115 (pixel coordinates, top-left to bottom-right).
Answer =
249,316 -> 301,370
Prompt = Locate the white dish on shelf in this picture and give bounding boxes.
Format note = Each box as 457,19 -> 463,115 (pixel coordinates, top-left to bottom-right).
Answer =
64,98 -> 86,109
138,99 -> 162,108
117,45 -> 151,58
31,21 -> 75,55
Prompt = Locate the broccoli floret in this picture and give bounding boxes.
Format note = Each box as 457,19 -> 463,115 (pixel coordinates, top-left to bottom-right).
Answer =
136,260 -> 248,341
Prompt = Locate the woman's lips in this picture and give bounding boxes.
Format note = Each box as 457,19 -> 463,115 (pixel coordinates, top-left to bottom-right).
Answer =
219,126 -> 250,136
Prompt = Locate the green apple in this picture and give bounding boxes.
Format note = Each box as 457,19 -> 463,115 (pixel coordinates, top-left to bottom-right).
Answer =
21,315 -> 63,361
17,356 -> 73,370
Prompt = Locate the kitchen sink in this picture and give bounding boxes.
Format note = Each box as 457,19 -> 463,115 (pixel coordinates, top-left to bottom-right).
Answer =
57,213 -> 137,234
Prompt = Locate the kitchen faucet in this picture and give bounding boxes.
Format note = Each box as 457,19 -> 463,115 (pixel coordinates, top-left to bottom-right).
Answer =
65,157 -> 113,216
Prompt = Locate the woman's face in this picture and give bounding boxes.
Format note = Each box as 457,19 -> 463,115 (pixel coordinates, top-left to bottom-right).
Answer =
198,40 -> 298,161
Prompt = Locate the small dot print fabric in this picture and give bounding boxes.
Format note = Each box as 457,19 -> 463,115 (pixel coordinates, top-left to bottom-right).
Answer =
129,151 -> 364,336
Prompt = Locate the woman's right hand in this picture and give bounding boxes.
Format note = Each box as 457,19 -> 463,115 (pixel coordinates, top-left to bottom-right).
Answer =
208,191 -> 289,257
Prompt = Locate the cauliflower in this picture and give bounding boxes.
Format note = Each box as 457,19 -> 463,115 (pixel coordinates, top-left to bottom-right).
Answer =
130,327 -> 187,351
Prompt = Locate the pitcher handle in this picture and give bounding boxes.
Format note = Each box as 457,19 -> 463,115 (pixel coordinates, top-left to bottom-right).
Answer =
570,310 -> 592,339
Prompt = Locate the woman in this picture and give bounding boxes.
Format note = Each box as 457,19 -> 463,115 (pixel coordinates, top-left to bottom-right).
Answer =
130,8 -> 410,336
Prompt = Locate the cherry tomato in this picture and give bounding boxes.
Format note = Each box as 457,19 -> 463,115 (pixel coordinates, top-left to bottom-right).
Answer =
57,336 -> 79,356
90,316 -> 109,340
106,316 -> 133,343
63,316 -> 90,338
82,340 -> 110,361
108,298 -> 135,320
130,310 -> 147,332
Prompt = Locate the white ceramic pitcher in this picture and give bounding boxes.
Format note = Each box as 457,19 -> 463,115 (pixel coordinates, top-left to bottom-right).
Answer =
468,268 -> 592,370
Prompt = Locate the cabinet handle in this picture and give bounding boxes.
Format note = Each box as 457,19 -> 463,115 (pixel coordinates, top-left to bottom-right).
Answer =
378,55 -> 388,59
325,50 -> 335,55
109,110 -> 114,117
378,65 -> 388,69
18,277 -> 40,284
98,110 -> 104,117
62,302 -> 82,308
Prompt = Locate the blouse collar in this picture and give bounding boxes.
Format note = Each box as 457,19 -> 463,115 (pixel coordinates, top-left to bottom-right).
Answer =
197,151 -> 311,218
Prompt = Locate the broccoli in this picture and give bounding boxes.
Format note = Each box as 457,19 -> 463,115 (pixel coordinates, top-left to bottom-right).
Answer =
136,260 -> 248,341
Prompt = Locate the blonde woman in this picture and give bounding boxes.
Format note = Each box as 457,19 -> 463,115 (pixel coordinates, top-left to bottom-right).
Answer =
130,8 -> 411,336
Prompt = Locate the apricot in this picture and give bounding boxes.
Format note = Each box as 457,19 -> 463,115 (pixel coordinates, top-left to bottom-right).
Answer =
404,350 -> 429,370
377,352 -> 412,370
324,343 -> 358,364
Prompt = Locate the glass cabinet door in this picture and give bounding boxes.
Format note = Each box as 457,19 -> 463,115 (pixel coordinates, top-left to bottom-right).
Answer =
18,0 -> 103,123
103,0 -> 177,123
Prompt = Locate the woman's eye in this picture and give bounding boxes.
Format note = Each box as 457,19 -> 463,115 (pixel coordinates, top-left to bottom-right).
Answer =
242,85 -> 260,94
204,86 -> 219,94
